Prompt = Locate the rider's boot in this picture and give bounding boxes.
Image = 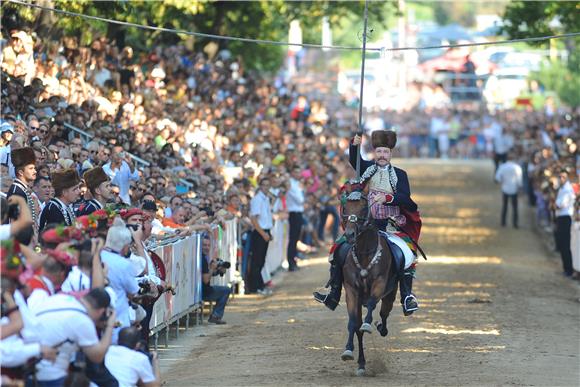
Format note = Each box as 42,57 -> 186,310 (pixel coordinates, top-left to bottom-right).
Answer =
313,261 -> 343,311
399,270 -> 419,316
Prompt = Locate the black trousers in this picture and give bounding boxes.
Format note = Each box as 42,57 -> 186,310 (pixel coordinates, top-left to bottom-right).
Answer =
501,193 -> 518,227
555,215 -> 573,275
287,212 -> 303,269
247,229 -> 270,293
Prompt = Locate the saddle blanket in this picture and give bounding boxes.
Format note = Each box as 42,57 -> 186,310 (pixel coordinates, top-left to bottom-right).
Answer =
379,231 -> 415,270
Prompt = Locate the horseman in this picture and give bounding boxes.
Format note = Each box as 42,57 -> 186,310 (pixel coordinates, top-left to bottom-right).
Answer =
314,129 -> 421,315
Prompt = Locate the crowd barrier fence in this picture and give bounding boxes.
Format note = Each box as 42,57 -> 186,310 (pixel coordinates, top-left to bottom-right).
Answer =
147,217 -> 288,347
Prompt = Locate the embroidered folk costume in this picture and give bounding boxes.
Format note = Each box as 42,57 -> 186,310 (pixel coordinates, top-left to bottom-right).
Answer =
76,167 -> 109,216
7,147 -> 41,233
314,130 -> 422,315
39,169 -> 80,232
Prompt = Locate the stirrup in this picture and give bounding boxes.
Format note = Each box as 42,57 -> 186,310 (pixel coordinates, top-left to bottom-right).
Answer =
313,290 -> 339,311
403,295 -> 419,316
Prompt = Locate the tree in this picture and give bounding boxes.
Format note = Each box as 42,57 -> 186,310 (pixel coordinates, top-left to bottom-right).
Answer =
3,0 -> 395,73
501,1 -> 580,70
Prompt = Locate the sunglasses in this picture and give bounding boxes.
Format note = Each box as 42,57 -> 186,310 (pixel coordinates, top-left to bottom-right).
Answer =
103,152 -> 111,157
39,129 -> 48,134
89,150 -> 98,154
30,126 -> 39,130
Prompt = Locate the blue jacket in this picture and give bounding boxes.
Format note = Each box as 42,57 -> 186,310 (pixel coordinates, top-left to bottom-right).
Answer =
349,143 -> 417,212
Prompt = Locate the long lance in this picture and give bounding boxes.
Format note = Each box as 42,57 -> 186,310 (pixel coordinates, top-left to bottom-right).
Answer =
355,0 -> 369,179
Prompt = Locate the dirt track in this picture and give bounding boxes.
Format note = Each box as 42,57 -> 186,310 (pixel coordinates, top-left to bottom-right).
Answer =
160,160 -> 580,386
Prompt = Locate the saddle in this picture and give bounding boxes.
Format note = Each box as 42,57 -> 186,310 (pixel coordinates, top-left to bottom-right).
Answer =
335,234 -> 405,276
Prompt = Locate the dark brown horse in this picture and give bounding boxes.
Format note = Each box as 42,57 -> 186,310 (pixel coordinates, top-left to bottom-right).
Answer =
340,191 -> 399,375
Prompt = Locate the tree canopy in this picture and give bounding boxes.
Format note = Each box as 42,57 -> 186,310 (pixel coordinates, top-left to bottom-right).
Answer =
2,0 -> 395,72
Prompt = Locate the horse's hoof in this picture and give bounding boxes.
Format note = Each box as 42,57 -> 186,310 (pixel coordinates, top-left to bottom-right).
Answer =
341,350 -> 354,361
356,368 -> 366,377
375,322 -> 388,337
360,323 -> 372,333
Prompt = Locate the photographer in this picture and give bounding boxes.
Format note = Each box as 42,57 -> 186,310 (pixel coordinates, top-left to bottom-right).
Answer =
104,327 -> 160,387
29,288 -> 115,387
0,195 -> 34,241
201,235 -> 231,325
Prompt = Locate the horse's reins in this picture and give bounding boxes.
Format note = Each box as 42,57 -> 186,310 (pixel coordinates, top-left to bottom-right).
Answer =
344,194 -> 383,278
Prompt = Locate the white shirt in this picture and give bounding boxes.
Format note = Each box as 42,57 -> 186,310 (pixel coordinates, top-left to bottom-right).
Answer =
103,161 -> 139,205
555,181 -> 576,217
61,266 -> 91,293
105,345 -> 156,387
0,327 -> 41,367
0,144 -> 15,178
100,250 -> 140,333
495,161 -> 523,195
250,190 -> 273,230
493,131 -> 514,155
27,276 -> 56,312
286,178 -> 305,212
30,294 -> 99,382
0,223 -> 11,240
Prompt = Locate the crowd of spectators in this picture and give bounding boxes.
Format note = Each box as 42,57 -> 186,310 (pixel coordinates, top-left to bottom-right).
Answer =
0,28 -> 352,386
1,24 -> 578,385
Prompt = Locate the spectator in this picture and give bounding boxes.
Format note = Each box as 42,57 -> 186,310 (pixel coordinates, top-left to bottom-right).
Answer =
247,176 -> 273,295
33,175 -> 53,209
39,169 -> 80,231
554,170 -> 575,277
101,217 -> 139,339
78,166 -> 112,216
286,166 -> 304,272
104,327 -> 160,387
495,152 -> 523,228
29,288 -> 116,387
102,145 -> 139,205
201,235 -> 231,324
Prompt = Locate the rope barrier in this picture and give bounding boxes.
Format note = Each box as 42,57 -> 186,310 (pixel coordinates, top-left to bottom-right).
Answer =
8,0 -> 580,53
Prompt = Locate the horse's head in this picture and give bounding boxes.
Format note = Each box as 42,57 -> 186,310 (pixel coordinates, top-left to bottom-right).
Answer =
341,191 -> 371,244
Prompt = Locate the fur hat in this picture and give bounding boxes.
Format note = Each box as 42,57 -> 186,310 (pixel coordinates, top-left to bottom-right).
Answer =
371,130 -> 397,149
11,147 -> 36,169
51,169 -> 80,193
83,167 -> 109,193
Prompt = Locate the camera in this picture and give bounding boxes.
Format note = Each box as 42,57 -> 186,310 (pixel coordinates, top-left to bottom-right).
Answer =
126,223 -> 141,232
214,259 -> 231,277
138,281 -> 151,295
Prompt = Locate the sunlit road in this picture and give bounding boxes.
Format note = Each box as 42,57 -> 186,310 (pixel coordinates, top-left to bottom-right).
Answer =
160,159 -> 580,386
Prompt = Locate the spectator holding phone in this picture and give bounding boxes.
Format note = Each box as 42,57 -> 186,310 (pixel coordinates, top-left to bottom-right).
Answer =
102,145 -> 139,205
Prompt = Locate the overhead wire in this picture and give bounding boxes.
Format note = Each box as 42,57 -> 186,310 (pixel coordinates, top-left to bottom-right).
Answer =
7,0 -> 580,53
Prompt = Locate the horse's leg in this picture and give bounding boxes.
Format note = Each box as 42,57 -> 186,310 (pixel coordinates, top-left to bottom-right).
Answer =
341,287 -> 358,361
376,290 -> 397,337
356,330 -> 366,375
360,296 -> 377,334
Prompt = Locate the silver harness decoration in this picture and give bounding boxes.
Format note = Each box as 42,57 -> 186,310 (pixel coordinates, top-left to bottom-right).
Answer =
351,244 -> 382,278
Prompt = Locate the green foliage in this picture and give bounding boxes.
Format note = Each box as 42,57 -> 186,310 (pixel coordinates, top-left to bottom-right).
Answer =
531,62 -> 580,108
502,1 -> 580,71
5,0 -> 397,73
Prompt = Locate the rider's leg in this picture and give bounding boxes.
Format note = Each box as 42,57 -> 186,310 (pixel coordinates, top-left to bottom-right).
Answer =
399,265 -> 419,316
313,239 -> 345,311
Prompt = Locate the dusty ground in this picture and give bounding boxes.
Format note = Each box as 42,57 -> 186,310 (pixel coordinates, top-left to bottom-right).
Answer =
159,160 -> 580,386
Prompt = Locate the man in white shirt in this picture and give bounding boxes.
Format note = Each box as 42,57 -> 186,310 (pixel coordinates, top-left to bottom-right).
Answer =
492,126 -> 513,173
247,176 -> 273,295
495,153 -> 523,228
102,145 -> 139,205
554,170 -> 576,277
101,218 -> 140,341
29,288 -> 115,387
105,327 -> 160,387
286,166 -> 305,272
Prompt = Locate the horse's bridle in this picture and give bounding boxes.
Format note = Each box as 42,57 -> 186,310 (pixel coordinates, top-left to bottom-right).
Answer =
341,194 -> 373,237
